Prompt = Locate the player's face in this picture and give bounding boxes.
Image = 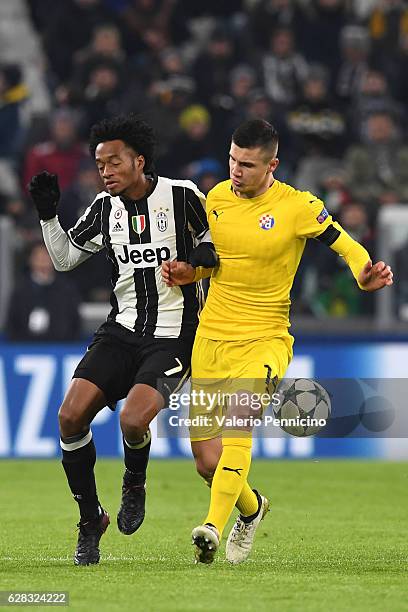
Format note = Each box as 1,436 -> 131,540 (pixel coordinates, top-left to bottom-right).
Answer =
229,142 -> 279,198
95,140 -> 145,197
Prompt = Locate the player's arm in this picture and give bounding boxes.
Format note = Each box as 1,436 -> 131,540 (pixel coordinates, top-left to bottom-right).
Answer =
297,195 -> 393,291
317,222 -> 393,291
28,171 -> 103,271
162,183 -> 218,287
185,182 -> 218,274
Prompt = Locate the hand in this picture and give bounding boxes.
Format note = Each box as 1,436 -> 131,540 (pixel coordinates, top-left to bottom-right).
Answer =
161,260 -> 195,287
358,260 -> 393,291
28,171 -> 60,221
188,242 -> 218,268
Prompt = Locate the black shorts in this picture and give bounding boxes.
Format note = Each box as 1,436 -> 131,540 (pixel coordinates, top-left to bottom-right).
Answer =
73,321 -> 195,409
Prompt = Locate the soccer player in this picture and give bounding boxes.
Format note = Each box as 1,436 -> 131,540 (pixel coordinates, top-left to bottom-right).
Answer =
28,114 -> 217,566
162,119 -> 393,565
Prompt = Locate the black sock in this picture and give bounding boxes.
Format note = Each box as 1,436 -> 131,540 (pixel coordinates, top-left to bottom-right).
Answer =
61,429 -> 100,521
122,430 -> 151,486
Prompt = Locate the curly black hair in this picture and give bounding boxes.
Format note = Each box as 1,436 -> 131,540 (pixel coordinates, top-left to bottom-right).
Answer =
89,114 -> 156,172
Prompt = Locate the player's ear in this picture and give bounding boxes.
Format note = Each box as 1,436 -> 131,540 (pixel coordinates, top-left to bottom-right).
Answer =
269,158 -> 279,173
135,154 -> 145,170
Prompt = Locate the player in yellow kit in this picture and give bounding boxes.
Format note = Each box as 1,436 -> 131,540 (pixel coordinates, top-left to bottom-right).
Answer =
161,119 -> 393,565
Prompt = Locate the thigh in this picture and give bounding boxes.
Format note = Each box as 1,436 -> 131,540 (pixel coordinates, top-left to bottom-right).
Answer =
222,335 -> 294,435
190,336 -> 230,441
134,335 -> 194,404
59,378 -> 107,436
73,334 -> 137,408
229,335 -> 294,396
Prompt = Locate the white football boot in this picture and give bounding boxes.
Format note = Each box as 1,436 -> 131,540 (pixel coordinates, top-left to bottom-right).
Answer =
226,492 -> 270,564
191,524 -> 220,564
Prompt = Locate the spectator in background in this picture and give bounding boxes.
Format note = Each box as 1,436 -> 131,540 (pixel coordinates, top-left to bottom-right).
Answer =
0,64 -> 29,160
344,110 -> 408,208
318,165 -> 351,215
73,23 -> 126,86
79,59 -> 126,132
23,107 -> 87,192
210,64 -> 258,153
28,0 -> 118,83
383,31 -> 408,105
58,158 -> 102,229
192,26 -> 238,108
298,0 -> 347,77
144,75 -> 195,159
117,0 -> 188,53
369,0 -> 408,58
184,157 -> 224,194
249,0 -> 303,51
158,104 -> 215,176
0,195 -> 40,251
287,63 -> 347,162
351,68 -> 403,139
261,27 -> 308,107
336,25 -> 371,107
5,241 -> 81,342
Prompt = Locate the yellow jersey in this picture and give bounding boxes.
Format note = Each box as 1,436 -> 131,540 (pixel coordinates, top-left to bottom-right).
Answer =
196,179 -> 369,340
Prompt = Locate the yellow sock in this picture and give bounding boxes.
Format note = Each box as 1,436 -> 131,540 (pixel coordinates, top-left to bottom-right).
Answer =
236,481 -> 259,517
204,436 -> 252,537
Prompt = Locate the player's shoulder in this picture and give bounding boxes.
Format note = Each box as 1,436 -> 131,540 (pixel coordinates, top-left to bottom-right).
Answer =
207,179 -> 231,201
158,175 -> 202,194
277,181 -> 320,205
92,190 -> 111,205
278,181 -> 325,214
94,190 -> 111,199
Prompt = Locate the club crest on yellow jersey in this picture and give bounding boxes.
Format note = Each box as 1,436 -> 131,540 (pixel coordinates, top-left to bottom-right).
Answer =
259,214 -> 275,230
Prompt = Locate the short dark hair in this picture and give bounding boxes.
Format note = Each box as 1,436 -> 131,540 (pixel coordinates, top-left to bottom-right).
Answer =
232,119 -> 279,157
89,114 -> 156,172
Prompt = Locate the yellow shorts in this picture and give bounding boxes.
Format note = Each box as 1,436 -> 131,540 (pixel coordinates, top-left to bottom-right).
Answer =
189,334 -> 293,441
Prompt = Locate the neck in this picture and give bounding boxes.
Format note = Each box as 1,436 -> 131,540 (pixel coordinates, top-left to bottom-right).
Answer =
234,176 -> 275,199
123,174 -> 152,200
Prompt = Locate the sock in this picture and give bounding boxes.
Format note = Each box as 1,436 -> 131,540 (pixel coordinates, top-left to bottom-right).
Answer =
204,436 -> 252,537
236,481 -> 259,517
60,429 -> 100,521
122,429 -> 151,486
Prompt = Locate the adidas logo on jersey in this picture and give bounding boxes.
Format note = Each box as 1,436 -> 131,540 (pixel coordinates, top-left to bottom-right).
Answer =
112,222 -> 123,232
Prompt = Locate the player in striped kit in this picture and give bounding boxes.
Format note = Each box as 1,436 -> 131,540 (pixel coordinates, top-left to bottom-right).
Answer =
28,114 -> 217,566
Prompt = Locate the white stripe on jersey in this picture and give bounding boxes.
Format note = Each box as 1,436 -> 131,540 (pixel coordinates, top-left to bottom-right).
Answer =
148,177 -> 184,337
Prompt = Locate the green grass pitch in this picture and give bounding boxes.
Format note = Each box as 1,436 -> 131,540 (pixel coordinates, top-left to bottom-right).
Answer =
0,459 -> 406,612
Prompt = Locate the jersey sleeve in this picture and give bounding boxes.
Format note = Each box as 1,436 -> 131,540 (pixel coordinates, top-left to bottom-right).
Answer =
184,181 -> 211,242
295,194 -> 334,238
67,196 -> 104,254
327,223 -> 370,289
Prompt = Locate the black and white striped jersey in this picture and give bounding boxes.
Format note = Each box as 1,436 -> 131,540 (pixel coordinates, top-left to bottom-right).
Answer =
67,174 -> 209,338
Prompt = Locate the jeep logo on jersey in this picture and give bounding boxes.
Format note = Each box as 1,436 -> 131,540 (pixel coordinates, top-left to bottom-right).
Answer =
132,214 -> 146,234
117,244 -> 170,266
156,211 -> 168,232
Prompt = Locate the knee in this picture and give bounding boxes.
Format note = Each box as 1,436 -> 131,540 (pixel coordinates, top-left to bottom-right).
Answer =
195,455 -> 218,483
58,400 -> 87,437
120,407 -> 150,440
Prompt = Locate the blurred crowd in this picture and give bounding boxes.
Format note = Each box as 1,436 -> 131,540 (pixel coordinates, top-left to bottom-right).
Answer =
2,0 -> 408,340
